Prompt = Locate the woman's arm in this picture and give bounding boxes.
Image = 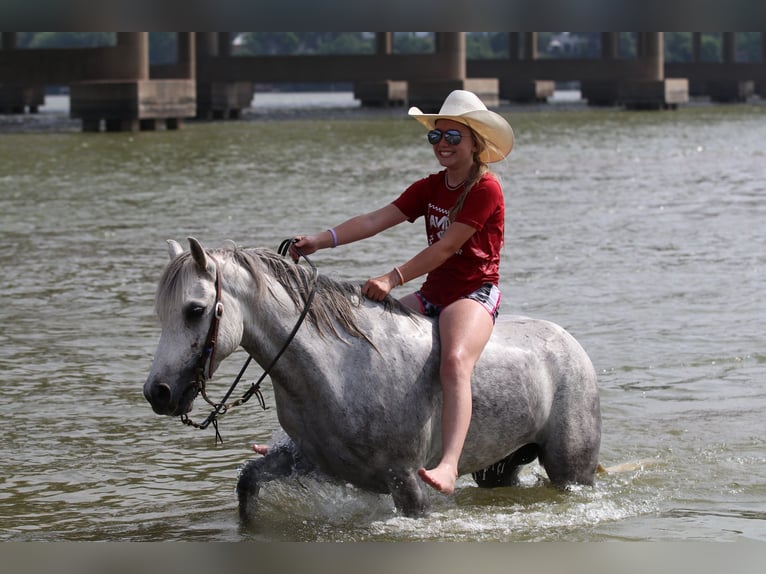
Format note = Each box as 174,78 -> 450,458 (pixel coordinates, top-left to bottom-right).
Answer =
333,203 -> 408,246
290,203 -> 407,259
362,221 -> 476,301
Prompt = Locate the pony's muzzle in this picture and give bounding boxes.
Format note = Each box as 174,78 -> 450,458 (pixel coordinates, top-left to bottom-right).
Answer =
143,378 -> 176,415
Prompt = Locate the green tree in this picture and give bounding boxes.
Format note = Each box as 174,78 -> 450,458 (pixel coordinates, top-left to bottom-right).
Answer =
700,33 -> 722,62
315,33 -> 373,54
736,32 -> 761,62
236,33 -> 373,55
392,32 -> 434,54
489,33 -> 509,55
236,32 -> 300,55
16,32 -> 177,65
466,32 -> 496,59
149,32 -> 177,64
619,33 -> 636,58
665,32 -> 692,62
25,32 -> 115,48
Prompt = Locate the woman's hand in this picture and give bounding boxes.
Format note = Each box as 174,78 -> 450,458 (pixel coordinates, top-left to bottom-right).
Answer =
289,235 -> 321,261
362,270 -> 400,301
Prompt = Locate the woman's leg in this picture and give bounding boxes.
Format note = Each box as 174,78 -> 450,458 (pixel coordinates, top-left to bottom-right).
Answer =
418,298 -> 494,494
398,292 -> 423,313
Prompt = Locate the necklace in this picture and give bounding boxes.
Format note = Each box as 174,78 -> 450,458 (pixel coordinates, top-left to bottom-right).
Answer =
444,172 -> 465,191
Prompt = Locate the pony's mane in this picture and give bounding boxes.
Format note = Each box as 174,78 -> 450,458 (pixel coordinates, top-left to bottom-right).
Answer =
155,245 -> 415,344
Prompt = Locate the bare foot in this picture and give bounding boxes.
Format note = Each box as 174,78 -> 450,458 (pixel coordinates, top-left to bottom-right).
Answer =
252,444 -> 269,455
418,464 -> 457,494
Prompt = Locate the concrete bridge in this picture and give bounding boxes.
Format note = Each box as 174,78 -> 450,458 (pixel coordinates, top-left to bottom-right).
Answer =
1,32 -> 763,131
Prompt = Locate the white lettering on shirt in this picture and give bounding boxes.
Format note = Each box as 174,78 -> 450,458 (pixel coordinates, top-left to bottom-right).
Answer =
427,203 -> 462,255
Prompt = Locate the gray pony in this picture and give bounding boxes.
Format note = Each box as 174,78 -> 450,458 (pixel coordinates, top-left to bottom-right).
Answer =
144,238 -> 601,522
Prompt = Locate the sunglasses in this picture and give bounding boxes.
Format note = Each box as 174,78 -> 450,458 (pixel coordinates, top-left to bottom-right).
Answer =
427,129 -> 463,145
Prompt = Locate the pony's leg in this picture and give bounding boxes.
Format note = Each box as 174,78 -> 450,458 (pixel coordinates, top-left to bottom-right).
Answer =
236,440 -> 314,524
539,445 -> 599,487
538,427 -> 600,487
472,444 -> 539,488
386,470 -> 431,517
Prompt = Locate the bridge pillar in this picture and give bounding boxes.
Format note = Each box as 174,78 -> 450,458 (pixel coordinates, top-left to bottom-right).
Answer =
70,32 -> 196,132
582,33 -> 687,109
196,32 -> 254,119
692,32 -> 702,60
761,33 -> 766,97
621,32 -> 688,109
0,33 -> 45,114
687,33 -> 706,95
408,33 -> 499,111
581,32 -> 623,106
117,32 -> 149,80
501,32 -> 554,103
354,33 -> 407,107
709,32 -> 755,102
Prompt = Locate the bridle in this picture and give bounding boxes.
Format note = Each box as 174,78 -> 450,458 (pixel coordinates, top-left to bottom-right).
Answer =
180,239 -> 318,445
198,255 -> 224,382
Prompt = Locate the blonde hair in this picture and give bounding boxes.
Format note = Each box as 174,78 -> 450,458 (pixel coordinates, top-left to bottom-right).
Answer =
448,128 -> 490,223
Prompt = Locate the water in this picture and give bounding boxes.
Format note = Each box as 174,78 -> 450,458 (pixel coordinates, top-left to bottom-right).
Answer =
1,93 -> 764,541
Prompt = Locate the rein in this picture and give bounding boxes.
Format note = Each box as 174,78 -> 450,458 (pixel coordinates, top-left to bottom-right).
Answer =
180,239 -> 318,445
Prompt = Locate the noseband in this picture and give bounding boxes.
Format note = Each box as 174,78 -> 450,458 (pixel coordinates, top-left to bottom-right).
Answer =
181,239 -> 318,444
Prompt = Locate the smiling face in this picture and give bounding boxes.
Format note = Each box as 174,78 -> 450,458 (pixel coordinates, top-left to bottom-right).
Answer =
431,119 -> 476,175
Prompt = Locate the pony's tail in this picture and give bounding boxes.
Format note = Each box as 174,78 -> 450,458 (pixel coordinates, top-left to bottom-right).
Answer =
596,458 -> 660,475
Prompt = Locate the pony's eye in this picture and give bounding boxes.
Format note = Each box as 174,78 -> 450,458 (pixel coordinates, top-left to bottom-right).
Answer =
184,304 -> 206,321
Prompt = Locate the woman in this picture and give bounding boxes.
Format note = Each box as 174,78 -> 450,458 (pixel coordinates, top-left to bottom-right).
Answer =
269,90 -> 514,495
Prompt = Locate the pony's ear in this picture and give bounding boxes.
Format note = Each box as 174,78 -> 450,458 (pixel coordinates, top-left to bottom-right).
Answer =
188,237 -> 212,274
167,239 -> 184,260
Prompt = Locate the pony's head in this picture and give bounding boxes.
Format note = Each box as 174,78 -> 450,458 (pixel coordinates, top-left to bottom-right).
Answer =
143,237 -> 244,416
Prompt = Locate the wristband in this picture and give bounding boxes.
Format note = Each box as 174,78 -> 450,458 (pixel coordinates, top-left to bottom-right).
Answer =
393,266 -> 405,286
328,228 -> 338,248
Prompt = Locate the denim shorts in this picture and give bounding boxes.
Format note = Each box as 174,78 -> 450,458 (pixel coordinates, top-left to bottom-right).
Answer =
414,283 -> 501,323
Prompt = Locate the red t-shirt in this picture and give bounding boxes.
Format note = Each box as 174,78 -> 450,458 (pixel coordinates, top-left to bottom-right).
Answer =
392,170 -> 504,306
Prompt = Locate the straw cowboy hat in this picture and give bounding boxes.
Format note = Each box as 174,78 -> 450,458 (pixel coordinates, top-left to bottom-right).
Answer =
408,89 -> 514,163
